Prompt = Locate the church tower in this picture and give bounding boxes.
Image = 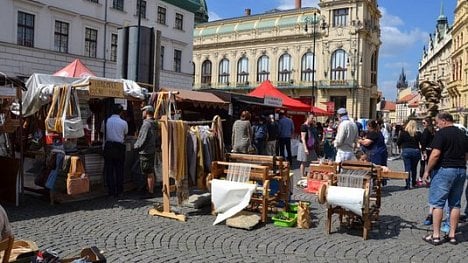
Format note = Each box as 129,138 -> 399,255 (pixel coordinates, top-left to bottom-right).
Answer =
396,67 -> 408,97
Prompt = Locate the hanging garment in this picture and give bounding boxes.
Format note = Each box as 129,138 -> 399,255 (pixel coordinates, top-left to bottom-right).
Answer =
186,130 -> 198,186
211,115 -> 225,160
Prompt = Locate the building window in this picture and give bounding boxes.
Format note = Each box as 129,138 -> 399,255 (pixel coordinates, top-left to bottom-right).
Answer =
110,33 -> 118,62
112,0 -> 124,11
333,8 -> 348,27
218,58 -> 230,84
17,11 -> 34,47
278,53 -> 292,82
54,21 -> 69,53
160,46 -> 164,70
157,6 -> 166,24
136,0 -> 146,18
201,60 -> 212,85
87,0 -> 99,3
85,28 -> 98,58
301,52 -> 315,82
330,49 -> 347,81
174,49 -> 182,72
237,57 -> 249,84
330,96 -> 347,109
175,13 -> 183,30
257,55 -> 270,82
370,51 -> 377,85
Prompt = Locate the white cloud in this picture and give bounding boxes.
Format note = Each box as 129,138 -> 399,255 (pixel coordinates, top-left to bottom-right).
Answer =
208,11 -> 222,22
379,8 -> 428,58
379,7 -> 403,27
277,0 -> 319,10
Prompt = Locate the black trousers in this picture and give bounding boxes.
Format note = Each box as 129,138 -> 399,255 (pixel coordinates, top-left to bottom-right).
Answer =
104,142 -> 126,196
278,137 -> 292,164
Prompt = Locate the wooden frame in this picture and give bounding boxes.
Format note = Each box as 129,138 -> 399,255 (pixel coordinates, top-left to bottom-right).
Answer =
207,161 -> 271,222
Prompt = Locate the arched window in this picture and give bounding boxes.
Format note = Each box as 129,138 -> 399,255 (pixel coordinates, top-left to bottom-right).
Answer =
278,53 -> 292,82
330,49 -> 347,81
237,57 -> 249,84
191,62 -> 195,86
257,55 -> 270,82
301,52 -> 315,82
201,60 -> 212,85
218,58 -> 230,84
370,51 -> 378,85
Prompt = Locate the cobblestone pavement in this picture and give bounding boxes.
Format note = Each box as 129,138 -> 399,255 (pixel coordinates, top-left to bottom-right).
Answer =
4,159 -> 468,262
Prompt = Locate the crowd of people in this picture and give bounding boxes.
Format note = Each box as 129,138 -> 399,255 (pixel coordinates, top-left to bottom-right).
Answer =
230,107 -> 468,246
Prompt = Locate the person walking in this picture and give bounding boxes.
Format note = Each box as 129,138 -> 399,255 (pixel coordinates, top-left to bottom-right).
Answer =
397,120 -> 421,189
266,114 -> 279,156
419,116 -> 435,185
297,114 -> 319,177
134,105 -> 158,198
323,120 -> 336,160
231,111 -> 252,154
334,108 -> 358,162
103,104 -> 128,198
422,112 -> 468,246
277,111 -> 294,164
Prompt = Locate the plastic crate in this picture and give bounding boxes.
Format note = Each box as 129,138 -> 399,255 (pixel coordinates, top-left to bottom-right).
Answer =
272,211 -> 297,227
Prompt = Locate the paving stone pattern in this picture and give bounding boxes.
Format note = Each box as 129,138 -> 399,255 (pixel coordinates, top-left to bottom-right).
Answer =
5,160 -> 468,262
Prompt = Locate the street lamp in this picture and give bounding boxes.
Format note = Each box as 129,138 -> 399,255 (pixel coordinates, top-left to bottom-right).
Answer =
304,13 -> 319,107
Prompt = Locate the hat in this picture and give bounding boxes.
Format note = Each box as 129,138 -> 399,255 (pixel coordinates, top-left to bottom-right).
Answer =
141,105 -> 155,112
337,108 -> 348,115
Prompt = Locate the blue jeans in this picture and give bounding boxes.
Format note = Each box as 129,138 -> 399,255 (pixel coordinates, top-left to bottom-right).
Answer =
401,148 -> 420,187
429,167 -> 466,209
465,174 -> 468,215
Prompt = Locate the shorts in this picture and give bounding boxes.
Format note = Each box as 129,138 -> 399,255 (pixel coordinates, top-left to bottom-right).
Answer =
297,145 -> 317,162
428,167 -> 466,209
140,154 -> 155,174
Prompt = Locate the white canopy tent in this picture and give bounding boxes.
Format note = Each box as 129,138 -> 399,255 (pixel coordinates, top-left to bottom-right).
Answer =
21,73 -> 147,117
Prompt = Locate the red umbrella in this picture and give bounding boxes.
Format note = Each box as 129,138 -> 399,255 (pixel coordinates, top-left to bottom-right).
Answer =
53,59 -> 96,77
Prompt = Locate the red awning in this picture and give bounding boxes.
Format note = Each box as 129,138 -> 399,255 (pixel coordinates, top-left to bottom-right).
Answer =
53,59 -> 96,77
248,80 -> 311,111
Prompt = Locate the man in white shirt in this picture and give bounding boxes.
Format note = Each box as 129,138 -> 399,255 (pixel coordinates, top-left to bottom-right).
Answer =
0,205 -> 12,240
334,108 -> 358,162
103,104 -> 128,197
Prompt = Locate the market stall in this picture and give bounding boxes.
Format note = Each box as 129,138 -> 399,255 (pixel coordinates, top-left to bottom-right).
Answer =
0,73 -> 24,206
20,73 -> 146,203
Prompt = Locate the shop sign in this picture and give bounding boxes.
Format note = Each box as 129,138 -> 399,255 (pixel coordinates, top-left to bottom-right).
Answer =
89,79 -> 124,98
264,96 -> 283,107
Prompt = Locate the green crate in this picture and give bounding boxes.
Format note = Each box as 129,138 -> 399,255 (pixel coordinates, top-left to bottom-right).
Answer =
272,211 -> 297,227
288,201 -> 311,212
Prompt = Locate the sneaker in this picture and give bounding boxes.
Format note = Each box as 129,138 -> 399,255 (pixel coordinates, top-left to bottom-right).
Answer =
423,215 -> 433,225
440,221 -> 450,233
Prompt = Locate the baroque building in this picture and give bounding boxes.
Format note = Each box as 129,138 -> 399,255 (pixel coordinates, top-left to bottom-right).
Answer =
448,0 -> 468,125
192,0 -> 382,119
0,0 -> 205,89
418,3 -> 452,118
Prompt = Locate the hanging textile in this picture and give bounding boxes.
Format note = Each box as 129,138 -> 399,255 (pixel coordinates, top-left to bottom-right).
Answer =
168,120 -> 189,204
211,115 -> 225,161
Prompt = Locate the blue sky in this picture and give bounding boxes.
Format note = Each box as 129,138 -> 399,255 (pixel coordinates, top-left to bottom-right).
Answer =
204,0 -> 456,101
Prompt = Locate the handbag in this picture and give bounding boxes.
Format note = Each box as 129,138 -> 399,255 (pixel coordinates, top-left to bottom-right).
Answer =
66,156 -> 89,195
62,86 -> 84,139
45,86 -> 66,133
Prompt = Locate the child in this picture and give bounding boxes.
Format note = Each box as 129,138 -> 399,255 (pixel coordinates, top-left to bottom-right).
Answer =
355,150 -> 368,162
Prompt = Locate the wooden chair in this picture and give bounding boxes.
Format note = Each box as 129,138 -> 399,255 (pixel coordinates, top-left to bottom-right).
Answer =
0,235 -> 14,263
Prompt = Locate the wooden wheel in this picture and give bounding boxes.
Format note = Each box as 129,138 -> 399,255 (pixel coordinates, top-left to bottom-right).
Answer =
317,183 -> 327,204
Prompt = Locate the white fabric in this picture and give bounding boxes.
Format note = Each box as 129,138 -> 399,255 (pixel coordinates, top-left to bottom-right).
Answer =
211,179 -> 256,225
104,115 -> 128,143
327,186 -> 364,216
335,149 -> 356,163
20,73 -> 147,117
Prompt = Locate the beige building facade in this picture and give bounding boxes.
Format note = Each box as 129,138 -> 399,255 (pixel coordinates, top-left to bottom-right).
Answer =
192,0 -> 382,119
448,0 -> 468,126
